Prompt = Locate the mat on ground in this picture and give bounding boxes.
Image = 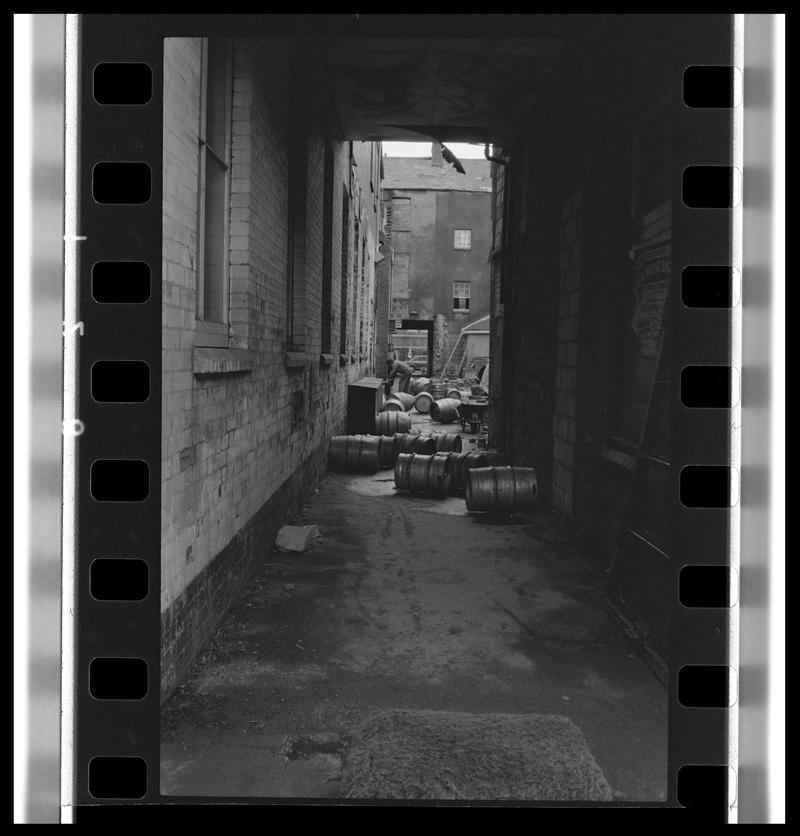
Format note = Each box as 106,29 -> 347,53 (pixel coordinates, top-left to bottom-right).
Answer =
342,709 -> 613,801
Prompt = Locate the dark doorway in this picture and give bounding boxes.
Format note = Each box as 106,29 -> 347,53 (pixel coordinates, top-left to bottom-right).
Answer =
390,319 -> 434,376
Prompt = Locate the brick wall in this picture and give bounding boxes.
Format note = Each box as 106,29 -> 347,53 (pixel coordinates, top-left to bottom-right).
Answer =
493,28 -> 674,555
161,38 -> 381,701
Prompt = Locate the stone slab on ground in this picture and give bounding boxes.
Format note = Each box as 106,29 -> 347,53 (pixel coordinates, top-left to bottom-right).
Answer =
275,525 -> 320,553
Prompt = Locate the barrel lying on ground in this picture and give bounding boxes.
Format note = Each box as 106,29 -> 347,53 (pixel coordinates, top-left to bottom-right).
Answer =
394,453 -> 452,497
380,397 -> 405,413
464,466 -> 538,514
419,432 -> 462,453
395,433 -> 437,455
375,410 -> 412,435
370,434 -> 400,469
329,435 -> 381,474
413,391 -> 434,414
429,397 -> 461,424
392,391 -> 415,411
434,451 -> 488,493
409,377 -> 430,395
446,388 -> 461,400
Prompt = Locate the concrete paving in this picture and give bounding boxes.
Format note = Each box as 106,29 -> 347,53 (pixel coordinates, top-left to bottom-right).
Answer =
161,411 -> 668,801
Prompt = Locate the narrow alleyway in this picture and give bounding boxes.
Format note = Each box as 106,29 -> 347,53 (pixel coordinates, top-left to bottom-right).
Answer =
161,416 -> 667,801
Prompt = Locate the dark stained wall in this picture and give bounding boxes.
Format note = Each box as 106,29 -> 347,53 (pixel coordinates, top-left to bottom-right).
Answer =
493,18 -> 687,557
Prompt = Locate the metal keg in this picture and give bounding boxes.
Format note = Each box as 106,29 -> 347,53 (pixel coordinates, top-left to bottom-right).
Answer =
429,380 -> 447,399
409,377 -> 430,395
380,397 -> 405,413
445,388 -> 461,400
394,453 -> 452,497
374,411 -> 412,435
392,391 -> 415,411
413,391 -> 434,414
394,433 -> 437,455
429,397 -> 461,423
420,432 -> 462,453
464,466 -> 538,514
434,451 -> 488,493
370,433 -> 400,469
328,435 -> 381,474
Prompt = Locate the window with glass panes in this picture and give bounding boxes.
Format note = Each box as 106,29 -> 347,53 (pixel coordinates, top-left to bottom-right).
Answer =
453,281 -> 470,311
453,229 -> 472,250
195,38 -> 232,347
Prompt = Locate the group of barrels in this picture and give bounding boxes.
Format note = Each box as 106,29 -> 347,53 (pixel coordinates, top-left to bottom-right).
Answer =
394,451 -> 489,497
329,431 -> 463,474
393,452 -> 537,513
380,378 -> 464,424
328,433 -> 538,514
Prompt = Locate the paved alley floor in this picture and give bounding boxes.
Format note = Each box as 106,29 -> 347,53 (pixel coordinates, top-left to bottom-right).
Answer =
161,416 -> 668,801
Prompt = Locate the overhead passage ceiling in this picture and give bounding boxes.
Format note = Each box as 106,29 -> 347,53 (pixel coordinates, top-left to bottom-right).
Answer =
324,38 -> 565,144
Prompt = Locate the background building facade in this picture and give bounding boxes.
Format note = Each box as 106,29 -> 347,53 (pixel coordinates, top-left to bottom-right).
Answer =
382,144 -> 492,374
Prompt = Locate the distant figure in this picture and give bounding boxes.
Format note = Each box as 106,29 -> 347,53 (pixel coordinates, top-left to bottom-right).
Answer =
385,358 -> 415,395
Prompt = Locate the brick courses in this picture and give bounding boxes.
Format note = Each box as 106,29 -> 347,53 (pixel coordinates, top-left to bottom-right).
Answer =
490,33 -> 671,560
161,38 -> 381,701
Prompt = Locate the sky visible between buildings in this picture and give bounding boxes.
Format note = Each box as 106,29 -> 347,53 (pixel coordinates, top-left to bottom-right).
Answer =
382,141 -> 489,159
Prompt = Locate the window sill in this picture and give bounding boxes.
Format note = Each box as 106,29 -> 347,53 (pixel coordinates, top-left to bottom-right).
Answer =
284,352 -> 308,369
193,347 -> 256,376
339,353 -> 349,366
319,353 -> 335,367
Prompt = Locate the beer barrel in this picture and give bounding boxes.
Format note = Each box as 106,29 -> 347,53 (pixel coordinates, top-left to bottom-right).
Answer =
445,388 -> 461,400
429,397 -> 461,424
371,433 -> 400,469
392,391 -> 415,411
394,453 -> 452,497
413,391 -> 434,414
380,397 -> 405,413
429,380 -> 447,399
409,377 -> 430,395
375,411 -> 412,435
420,432 -> 462,453
328,435 -> 381,474
395,433 -> 437,455
464,466 -> 538,514
434,451 -> 488,493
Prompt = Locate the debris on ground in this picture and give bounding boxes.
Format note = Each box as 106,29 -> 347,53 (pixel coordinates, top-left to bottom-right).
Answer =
275,524 -> 321,552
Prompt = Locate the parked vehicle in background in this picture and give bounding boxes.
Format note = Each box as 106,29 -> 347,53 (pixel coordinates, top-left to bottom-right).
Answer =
408,354 -> 428,374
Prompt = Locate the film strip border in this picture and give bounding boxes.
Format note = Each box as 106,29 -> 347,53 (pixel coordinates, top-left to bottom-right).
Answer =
69,14 -> 739,817
671,15 -> 740,820
69,13 -> 161,818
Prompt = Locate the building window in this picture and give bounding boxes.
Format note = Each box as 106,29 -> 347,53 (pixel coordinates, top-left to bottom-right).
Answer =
195,38 -> 233,348
453,229 -> 472,250
453,281 -> 471,311
320,140 -> 335,354
286,113 -> 308,351
339,188 -> 350,354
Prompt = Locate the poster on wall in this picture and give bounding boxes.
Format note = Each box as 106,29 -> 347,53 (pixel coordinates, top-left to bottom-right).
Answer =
631,241 -> 671,359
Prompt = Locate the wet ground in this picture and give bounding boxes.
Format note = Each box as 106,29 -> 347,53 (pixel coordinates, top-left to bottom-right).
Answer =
161,410 -> 668,801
